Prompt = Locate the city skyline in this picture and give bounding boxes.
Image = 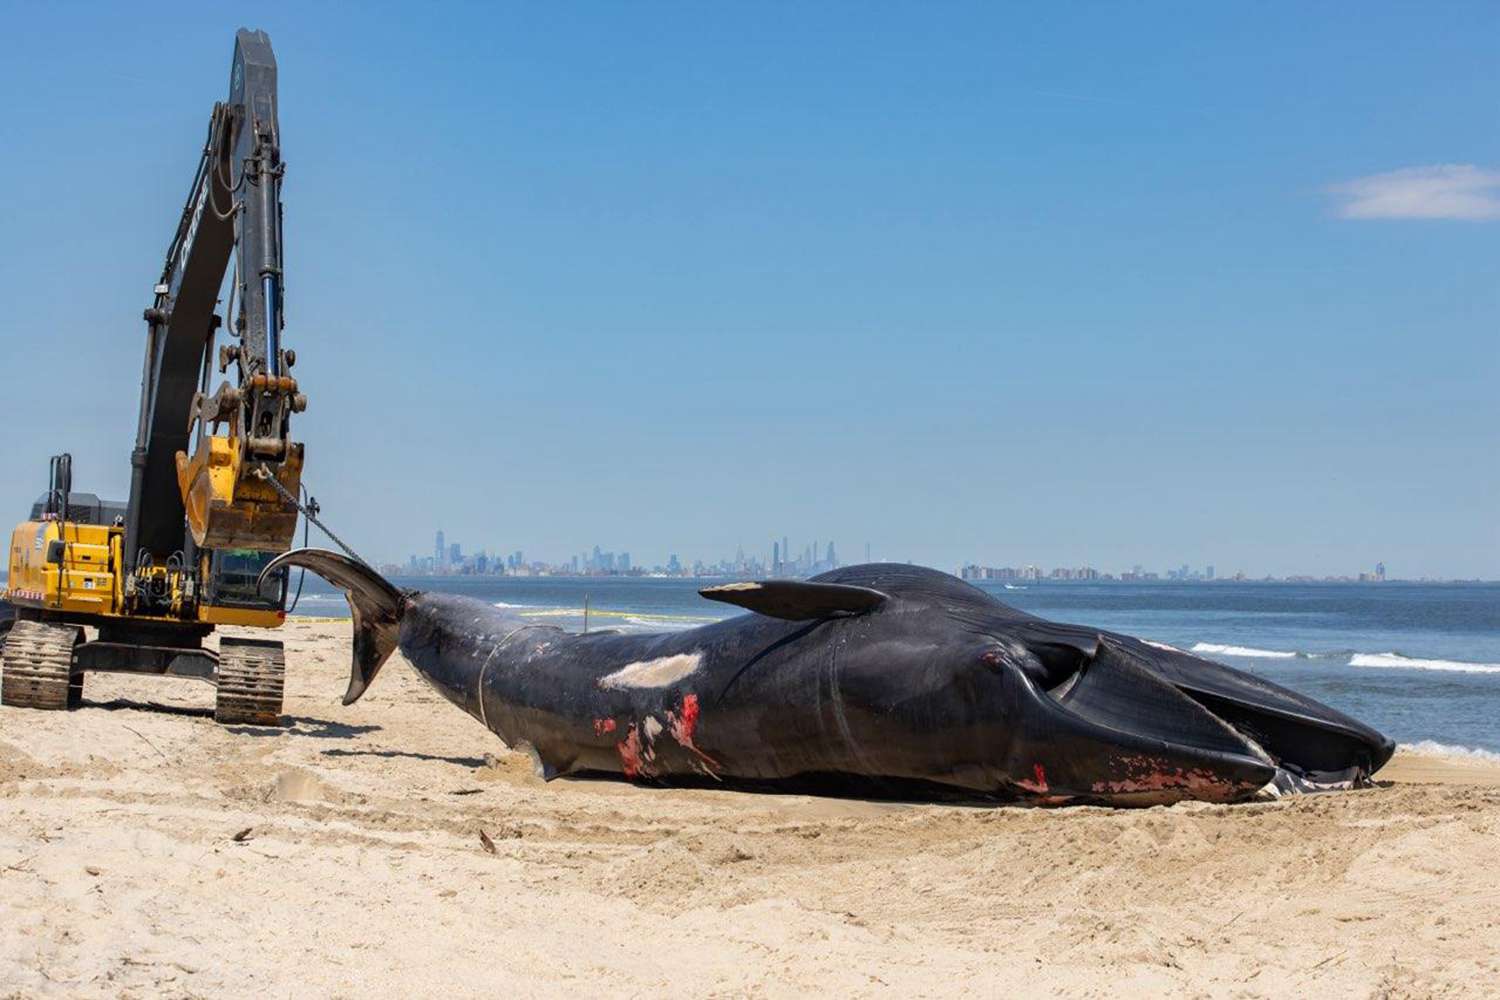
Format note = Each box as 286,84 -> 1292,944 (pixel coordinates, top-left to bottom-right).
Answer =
387,530 -> 1443,583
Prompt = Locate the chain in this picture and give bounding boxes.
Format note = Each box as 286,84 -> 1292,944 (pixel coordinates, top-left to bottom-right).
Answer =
254,463 -> 372,568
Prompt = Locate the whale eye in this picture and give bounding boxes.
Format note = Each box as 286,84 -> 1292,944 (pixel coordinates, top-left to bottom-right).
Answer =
979,640 -> 1038,674
980,640 -> 1073,690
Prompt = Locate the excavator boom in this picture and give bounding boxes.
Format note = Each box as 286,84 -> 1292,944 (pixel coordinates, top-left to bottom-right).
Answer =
128,27 -> 305,567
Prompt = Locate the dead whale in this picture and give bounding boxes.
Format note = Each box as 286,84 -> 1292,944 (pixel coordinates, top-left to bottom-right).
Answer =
263,550 -> 1394,805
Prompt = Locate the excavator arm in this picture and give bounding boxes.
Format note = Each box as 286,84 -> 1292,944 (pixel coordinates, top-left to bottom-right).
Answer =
124,28 -> 305,578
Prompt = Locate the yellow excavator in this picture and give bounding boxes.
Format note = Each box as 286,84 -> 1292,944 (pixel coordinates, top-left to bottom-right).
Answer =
1,29 -> 306,726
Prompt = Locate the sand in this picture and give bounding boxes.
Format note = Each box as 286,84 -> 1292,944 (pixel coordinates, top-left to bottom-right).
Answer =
2,618 -> 1498,998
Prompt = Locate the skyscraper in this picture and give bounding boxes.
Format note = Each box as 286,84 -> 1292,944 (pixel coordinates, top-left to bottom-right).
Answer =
435,530 -> 446,569
772,541 -> 780,574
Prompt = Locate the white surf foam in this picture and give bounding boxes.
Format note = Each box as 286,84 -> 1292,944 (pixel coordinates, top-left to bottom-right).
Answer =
1349,652 -> 1500,674
515,608 -> 722,626
1399,740 -> 1500,763
624,616 -> 696,631
1191,642 -> 1298,659
492,601 -> 529,609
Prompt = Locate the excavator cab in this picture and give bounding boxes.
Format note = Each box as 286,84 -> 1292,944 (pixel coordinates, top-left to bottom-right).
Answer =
203,548 -> 287,609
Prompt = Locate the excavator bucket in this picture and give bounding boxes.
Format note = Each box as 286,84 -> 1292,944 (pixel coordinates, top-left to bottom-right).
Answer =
176,437 -> 303,553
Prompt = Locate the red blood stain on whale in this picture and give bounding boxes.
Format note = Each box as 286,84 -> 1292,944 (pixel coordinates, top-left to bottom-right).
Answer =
667,693 -> 720,769
1016,762 -> 1049,794
617,724 -> 645,778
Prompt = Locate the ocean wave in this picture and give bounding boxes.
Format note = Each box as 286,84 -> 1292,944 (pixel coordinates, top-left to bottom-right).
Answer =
492,601 -> 530,609
1191,642 -> 1298,659
1399,740 -> 1500,763
518,607 -> 722,624
1188,642 -> 1499,672
623,616 -> 697,631
1349,652 -> 1500,674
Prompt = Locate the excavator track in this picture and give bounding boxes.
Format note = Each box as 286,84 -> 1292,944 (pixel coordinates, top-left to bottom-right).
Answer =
1,621 -> 80,711
214,637 -> 286,726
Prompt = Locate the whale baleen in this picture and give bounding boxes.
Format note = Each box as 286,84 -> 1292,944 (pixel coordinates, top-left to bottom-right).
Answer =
263,550 -> 1393,805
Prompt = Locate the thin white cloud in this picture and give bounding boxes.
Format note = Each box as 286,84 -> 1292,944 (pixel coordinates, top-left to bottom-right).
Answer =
1328,164 -> 1500,221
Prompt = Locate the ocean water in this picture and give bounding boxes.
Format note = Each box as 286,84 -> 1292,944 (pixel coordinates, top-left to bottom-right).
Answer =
287,575 -> 1500,756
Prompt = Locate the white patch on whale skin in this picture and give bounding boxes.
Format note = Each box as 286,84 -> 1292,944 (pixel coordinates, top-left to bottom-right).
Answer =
1142,639 -> 1184,653
598,652 -> 703,690
643,716 -> 663,739
703,582 -> 762,592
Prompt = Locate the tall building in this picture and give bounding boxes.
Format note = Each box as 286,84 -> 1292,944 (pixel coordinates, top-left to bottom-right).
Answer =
826,541 -> 836,567
773,541 -> 780,574
449,543 -> 461,566
435,529 -> 446,568
1376,561 -> 1386,581
1206,565 -> 1215,581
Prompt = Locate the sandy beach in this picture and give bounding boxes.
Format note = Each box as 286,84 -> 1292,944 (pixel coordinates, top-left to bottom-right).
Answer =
2,618 -> 1498,998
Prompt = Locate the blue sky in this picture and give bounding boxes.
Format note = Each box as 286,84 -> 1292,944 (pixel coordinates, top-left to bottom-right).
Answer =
1,3 -> 1496,578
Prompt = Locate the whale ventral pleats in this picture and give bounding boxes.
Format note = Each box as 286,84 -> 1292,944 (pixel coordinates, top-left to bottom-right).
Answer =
698,580 -> 888,621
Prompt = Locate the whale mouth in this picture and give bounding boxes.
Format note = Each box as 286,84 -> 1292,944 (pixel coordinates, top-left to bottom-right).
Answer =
1024,635 -> 1392,800
259,549 -> 406,704
1054,638 -> 1274,755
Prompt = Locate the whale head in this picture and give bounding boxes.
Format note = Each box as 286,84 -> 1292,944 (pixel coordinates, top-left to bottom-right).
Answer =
803,563 -> 1395,801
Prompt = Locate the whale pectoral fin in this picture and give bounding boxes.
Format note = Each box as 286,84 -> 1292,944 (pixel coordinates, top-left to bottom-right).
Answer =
698,580 -> 888,620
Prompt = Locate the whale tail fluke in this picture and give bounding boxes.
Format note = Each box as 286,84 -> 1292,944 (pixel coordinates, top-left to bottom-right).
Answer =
259,548 -> 405,705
